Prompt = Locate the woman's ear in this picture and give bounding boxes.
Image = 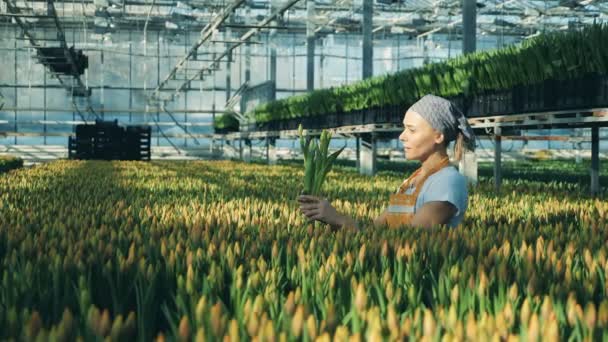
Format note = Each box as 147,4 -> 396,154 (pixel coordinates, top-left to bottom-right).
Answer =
434,132 -> 445,145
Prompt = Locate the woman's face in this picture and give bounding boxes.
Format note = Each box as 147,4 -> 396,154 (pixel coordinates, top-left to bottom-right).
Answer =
398,110 -> 445,161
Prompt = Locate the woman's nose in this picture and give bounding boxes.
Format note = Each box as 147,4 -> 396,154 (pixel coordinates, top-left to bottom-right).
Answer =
399,131 -> 407,142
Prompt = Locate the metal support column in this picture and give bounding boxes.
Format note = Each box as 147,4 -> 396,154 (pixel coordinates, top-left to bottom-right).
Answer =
591,126 -> 600,196
362,0 -> 373,79
226,27 -> 232,101
129,30 -> 133,123
157,30 -> 160,146
306,0 -> 315,91
267,137 -> 277,165
245,43 -> 251,84
43,54 -> 47,145
359,133 -> 377,176
244,138 -> 252,163
239,138 -> 243,160
459,150 -> 478,186
463,0 -> 477,54
494,127 -> 502,192
319,38 -> 324,88
356,136 -> 360,170
13,29 -> 17,145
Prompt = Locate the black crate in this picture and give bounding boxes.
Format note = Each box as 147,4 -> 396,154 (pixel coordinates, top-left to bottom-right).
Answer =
386,104 -> 404,124
597,75 -> 608,106
69,121 -> 151,161
374,108 -> 389,124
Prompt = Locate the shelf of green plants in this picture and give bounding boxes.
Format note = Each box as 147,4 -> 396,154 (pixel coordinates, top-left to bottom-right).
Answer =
214,24 -> 608,133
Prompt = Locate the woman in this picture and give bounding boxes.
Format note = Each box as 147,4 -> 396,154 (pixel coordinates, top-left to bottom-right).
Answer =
298,94 -> 476,230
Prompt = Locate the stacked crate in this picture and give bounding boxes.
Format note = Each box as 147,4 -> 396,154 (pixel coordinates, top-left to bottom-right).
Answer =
68,120 -> 151,161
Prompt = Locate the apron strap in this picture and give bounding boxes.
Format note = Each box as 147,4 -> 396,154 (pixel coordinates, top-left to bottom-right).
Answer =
398,156 -> 450,196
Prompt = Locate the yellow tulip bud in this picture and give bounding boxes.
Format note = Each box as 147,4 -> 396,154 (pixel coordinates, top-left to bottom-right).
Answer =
195,328 -> 205,342
355,283 -> 367,314
99,309 -> 111,337
527,314 -> 539,342
291,305 -> 304,338
423,309 -> 436,337
584,303 -> 597,331
229,319 -> 239,342
520,298 -> 531,326
284,292 -> 296,316
196,296 -> 207,325
358,244 -> 366,266
26,311 -> 42,339
306,315 -> 317,340
598,300 -> 608,327
387,305 -> 399,335
178,316 -> 190,342
508,283 -> 518,302
450,286 -> 459,303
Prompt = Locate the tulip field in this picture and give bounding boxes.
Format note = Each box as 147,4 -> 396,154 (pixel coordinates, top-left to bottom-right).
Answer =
0,159 -> 607,341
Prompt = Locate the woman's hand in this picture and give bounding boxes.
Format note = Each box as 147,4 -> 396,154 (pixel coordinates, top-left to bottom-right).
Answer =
297,195 -> 344,227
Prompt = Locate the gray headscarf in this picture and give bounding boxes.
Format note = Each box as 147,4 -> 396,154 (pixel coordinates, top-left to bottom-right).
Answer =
409,94 -> 476,151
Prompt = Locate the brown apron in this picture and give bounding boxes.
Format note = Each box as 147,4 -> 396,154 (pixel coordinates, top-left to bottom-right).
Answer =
386,156 -> 450,228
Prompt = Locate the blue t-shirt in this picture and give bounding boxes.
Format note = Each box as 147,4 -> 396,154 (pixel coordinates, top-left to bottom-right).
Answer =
402,165 -> 468,228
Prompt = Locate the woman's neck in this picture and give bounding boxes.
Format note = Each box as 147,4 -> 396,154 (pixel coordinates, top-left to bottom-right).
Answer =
420,150 -> 449,175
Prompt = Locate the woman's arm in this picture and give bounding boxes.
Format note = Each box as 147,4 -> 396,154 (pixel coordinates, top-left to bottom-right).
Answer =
410,201 -> 457,229
298,195 -> 362,231
330,213 -> 361,231
372,208 -> 389,228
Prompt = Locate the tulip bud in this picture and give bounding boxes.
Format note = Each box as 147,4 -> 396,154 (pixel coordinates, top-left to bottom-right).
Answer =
195,328 -> 205,342
284,292 -> 296,316
447,305 -> 457,330
345,252 -> 354,269
334,326 -> 349,341
99,309 -> 111,337
178,316 -> 190,341
584,303 -> 597,331
26,311 -> 42,340
295,287 -> 302,303
291,305 -> 304,338
358,244 -> 366,266
598,300 -> 608,327
196,296 -> 207,325
110,314 -> 124,341
87,306 -> 101,336
450,286 -> 459,303
584,249 -> 594,272
210,303 -> 224,337
385,281 -> 394,301
381,241 -> 389,258
355,283 -> 367,314
545,316 -> 559,340
325,304 -> 338,332
423,309 -> 436,337
228,319 -> 239,341
520,298 -> 531,326
502,241 -> 511,258
508,283 -> 518,302
306,315 -> 317,340
387,305 -> 399,336
247,314 -> 258,337
527,314 -> 539,342
477,271 -> 488,297
272,241 -> 279,260
465,312 -> 476,340
186,265 -> 195,294
316,332 -> 331,342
